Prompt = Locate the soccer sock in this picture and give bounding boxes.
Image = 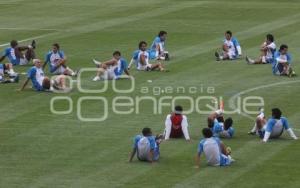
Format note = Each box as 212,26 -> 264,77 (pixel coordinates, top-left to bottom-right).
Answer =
262,56 -> 266,63
251,123 -> 257,133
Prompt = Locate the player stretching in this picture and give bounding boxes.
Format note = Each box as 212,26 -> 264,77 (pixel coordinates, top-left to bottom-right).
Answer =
215,30 -> 242,61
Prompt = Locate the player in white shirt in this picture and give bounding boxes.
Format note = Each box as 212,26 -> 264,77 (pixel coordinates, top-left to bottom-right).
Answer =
215,30 -> 242,61
164,105 -> 190,141
246,34 -> 276,64
135,41 -> 166,72
195,128 -> 234,168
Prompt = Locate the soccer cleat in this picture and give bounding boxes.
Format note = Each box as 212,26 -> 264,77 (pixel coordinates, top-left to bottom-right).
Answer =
72,69 -> 79,77
258,130 -> 264,138
246,56 -> 254,64
215,52 -> 220,61
92,76 -> 101,81
31,40 -> 36,49
13,75 -> 19,83
93,59 -> 102,68
248,131 -> 256,135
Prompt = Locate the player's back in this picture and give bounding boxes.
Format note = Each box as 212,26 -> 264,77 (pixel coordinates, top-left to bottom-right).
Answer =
202,138 -> 221,166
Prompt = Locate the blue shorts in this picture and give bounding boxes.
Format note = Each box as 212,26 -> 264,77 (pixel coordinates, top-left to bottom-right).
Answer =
220,154 -> 231,166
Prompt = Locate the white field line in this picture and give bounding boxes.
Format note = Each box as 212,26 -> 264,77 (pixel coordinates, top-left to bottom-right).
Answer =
0,33 -> 53,47
0,27 -> 61,31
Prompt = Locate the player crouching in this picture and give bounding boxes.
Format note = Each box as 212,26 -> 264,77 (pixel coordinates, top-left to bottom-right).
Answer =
0,63 -> 19,83
20,59 -> 70,92
92,51 -> 130,81
249,108 -> 298,142
164,105 -> 191,141
195,128 -> 234,168
129,127 -> 163,163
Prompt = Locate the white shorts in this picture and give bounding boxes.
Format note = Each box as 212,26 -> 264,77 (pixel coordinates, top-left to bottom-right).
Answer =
101,68 -> 116,80
226,51 -> 237,59
137,63 -> 152,71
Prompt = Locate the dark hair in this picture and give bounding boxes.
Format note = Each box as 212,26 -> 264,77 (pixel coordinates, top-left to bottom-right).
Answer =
266,34 -> 274,42
202,128 -> 213,138
139,41 -> 147,49
272,108 -> 282,119
279,44 -> 288,52
142,127 -> 152,136
225,30 -> 232,37
217,116 -> 224,123
10,40 -> 18,48
113,51 -> 121,56
53,43 -> 60,49
207,118 -> 214,128
224,117 -> 233,130
42,78 -> 51,90
158,31 -> 167,37
174,105 -> 183,114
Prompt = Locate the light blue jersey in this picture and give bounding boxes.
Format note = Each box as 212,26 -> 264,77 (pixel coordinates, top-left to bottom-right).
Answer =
198,137 -> 231,166
212,119 -> 234,138
149,36 -> 165,59
27,66 -> 45,91
3,47 -> 19,65
133,135 -> 160,161
223,37 -> 241,59
264,117 -> 289,138
113,58 -> 128,79
45,50 -> 65,73
273,51 -> 292,74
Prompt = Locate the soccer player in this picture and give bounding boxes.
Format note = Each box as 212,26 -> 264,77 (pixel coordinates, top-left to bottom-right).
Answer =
261,108 -> 298,142
208,110 -> 234,138
135,41 -> 166,71
246,34 -> 276,64
129,127 -> 163,163
20,59 -> 69,92
195,128 -> 234,168
43,43 -> 77,76
215,30 -> 242,61
0,63 -> 19,83
0,40 -> 36,66
248,108 -> 266,136
92,51 -> 130,81
149,31 -> 169,60
164,105 -> 190,141
272,44 -> 296,77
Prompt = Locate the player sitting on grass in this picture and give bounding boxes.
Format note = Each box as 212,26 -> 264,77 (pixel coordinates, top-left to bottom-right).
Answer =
248,108 -> 266,135
129,127 -> 163,163
149,31 -> 169,61
195,128 -> 234,168
272,44 -> 296,77
208,110 -> 235,138
246,34 -> 276,64
164,105 -> 191,141
21,59 -> 69,92
0,40 -> 36,66
135,41 -> 166,72
92,51 -> 130,81
215,30 -> 242,61
43,43 -> 77,77
0,63 -> 19,83
249,108 -> 298,142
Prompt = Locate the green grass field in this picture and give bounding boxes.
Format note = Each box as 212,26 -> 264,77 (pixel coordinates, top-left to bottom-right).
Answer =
1,0 -> 300,187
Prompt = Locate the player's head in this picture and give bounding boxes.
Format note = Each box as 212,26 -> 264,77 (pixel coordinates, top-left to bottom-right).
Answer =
52,43 -> 60,53
266,34 -> 274,43
112,51 -> 121,60
139,41 -> 147,51
158,31 -> 167,41
42,77 -> 51,90
272,108 -> 282,119
142,127 -> 152,136
224,117 -> 233,130
279,44 -> 288,54
174,105 -> 183,115
202,128 -> 213,138
10,40 -> 18,48
225,30 -> 232,40
33,59 -> 42,68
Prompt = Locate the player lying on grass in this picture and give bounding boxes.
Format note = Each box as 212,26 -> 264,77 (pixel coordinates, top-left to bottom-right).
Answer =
133,41 -> 166,71
0,40 -> 36,66
21,59 -> 69,92
246,34 -> 276,64
195,128 -> 234,168
43,43 -> 77,77
272,44 -> 296,77
149,30 -> 169,61
92,51 -> 130,81
129,127 -> 163,163
207,109 -> 234,138
249,108 -> 298,142
215,30 -> 242,61
0,63 -> 19,83
164,105 -> 190,141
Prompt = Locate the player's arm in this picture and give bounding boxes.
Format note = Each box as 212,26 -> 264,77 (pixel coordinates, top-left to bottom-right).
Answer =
129,148 -> 137,162
148,149 -> 154,163
195,153 -> 201,169
20,78 -> 30,91
103,59 -> 117,66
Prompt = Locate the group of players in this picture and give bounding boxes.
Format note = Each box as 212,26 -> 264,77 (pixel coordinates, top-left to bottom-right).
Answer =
0,30 -> 298,168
